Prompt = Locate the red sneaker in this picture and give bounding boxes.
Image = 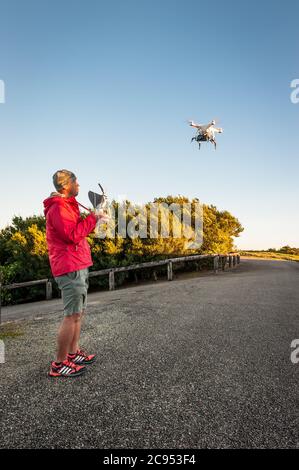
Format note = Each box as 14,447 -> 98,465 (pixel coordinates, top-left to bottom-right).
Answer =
67,348 -> 96,365
48,359 -> 86,378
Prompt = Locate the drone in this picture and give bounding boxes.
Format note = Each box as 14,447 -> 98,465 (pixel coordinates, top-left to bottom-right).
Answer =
188,119 -> 223,150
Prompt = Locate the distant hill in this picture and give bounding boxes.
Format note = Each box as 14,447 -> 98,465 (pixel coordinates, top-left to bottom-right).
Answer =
240,246 -> 299,261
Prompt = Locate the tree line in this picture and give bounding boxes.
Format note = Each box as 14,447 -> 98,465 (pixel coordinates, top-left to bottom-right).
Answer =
0,196 -> 243,305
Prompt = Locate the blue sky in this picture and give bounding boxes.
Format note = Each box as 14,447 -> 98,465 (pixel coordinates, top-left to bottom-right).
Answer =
0,0 -> 298,249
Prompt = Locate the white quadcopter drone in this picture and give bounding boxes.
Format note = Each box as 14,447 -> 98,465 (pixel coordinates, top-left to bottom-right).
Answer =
188,119 -> 223,150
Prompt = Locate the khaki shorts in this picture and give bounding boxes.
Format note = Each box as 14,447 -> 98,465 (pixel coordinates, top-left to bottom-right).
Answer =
54,268 -> 89,316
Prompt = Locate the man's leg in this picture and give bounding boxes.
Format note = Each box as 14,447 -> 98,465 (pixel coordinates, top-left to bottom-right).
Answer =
69,312 -> 83,355
56,313 -> 81,363
67,308 -> 96,364
69,282 -> 88,354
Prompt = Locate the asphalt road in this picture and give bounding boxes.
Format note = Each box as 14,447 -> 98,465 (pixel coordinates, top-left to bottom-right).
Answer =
0,258 -> 298,448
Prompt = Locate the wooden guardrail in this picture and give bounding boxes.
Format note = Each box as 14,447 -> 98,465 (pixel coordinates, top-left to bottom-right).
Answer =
0,278 -> 53,324
0,253 -> 240,323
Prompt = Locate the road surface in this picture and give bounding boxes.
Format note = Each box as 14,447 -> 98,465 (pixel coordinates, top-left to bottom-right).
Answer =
0,258 -> 298,448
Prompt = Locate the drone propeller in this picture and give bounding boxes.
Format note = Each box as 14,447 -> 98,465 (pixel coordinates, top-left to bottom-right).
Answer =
213,117 -> 222,125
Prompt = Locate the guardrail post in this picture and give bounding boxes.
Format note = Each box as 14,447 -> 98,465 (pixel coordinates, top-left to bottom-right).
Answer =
167,261 -> 173,281
46,280 -> 52,300
213,255 -> 219,273
109,270 -> 115,291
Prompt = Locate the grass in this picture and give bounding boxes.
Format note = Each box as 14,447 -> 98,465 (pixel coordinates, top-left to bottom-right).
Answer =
240,251 -> 299,262
0,322 -> 24,339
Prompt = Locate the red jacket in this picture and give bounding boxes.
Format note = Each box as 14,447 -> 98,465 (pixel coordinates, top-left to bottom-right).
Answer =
43,193 -> 97,277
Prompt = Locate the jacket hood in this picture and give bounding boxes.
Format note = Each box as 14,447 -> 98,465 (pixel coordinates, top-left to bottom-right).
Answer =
43,192 -> 77,216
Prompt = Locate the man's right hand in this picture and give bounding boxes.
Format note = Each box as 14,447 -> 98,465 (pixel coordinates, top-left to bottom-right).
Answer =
94,210 -> 110,223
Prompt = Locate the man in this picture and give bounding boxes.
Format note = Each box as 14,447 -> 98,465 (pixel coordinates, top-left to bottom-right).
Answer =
43,169 -> 109,378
